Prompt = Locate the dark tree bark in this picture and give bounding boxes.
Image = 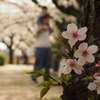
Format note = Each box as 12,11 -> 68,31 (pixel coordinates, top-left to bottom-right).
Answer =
60,0 -> 100,100
52,0 -> 82,23
81,0 -> 100,62
8,35 -> 14,64
9,45 -> 14,64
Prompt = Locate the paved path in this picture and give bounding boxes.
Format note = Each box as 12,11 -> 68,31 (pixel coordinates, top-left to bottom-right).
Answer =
0,64 -> 62,100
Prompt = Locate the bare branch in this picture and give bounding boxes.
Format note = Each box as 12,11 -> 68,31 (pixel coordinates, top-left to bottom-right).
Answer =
52,0 -> 82,22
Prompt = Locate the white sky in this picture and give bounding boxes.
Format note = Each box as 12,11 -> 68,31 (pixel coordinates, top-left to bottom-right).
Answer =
0,42 -> 7,50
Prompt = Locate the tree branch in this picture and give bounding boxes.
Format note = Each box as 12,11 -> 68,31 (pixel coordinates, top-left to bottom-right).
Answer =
31,0 -> 41,7
52,0 -> 82,22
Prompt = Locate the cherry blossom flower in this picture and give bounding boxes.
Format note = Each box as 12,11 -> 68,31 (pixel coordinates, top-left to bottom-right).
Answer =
88,80 -> 100,94
94,73 -> 100,77
62,59 -> 84,74
95,61 -> 100,67
62,23 -> 87,48
74,43 -> 98,65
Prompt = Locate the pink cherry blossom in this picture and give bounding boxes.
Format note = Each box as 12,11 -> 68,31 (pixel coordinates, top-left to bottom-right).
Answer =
88,80 -> 100,94
62,23 -> 87,48
62,59 -> 84,74
74,43 -> 98,65
94,73 -> 100,76
95,64 -> 100,67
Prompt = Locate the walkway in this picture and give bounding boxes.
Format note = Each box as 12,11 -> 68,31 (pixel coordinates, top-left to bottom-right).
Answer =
0,64 -> 62,100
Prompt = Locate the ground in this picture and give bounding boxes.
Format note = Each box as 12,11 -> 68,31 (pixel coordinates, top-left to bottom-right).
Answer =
0,64 -> 62,100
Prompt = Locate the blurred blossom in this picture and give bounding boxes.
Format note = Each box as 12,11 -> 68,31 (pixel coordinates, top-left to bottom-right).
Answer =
14,49 -> 22,56
18,41 -> 28,50
4,37 -> 11,46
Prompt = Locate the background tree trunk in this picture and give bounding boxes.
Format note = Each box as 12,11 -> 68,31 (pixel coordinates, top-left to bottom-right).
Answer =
8,35 -> 14,64
9,46 -> 14,64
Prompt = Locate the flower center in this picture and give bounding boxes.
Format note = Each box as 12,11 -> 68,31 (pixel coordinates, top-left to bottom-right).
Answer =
70,62 -> 75,67
82,50 -> 88,56
73,32 -> 78,38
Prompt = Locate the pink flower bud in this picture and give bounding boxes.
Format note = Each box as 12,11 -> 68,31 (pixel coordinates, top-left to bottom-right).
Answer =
95,64 -> 100,67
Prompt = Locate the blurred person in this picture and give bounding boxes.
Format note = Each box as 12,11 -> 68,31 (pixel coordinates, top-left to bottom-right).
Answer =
31,14 -> 53,83
36,6 -> 53,33
36,6 -> 48,26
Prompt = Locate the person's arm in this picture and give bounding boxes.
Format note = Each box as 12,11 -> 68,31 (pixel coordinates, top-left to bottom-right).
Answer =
33,25 -> 43,37
48,27 -> 53,34
49,27 -> 53,33
37,26 -> 44,34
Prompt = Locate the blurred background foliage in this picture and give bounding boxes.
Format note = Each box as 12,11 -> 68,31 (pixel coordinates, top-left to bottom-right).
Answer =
0,0 -> 84,70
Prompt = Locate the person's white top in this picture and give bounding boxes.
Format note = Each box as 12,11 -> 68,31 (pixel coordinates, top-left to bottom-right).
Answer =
33,24 -> 51,48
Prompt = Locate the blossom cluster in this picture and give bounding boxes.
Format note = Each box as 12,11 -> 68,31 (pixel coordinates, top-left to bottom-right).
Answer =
61,23 -> 99,94
88,61 -> 100,94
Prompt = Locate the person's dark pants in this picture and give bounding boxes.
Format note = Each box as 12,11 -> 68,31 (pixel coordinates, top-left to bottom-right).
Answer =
31,48 -> 52,81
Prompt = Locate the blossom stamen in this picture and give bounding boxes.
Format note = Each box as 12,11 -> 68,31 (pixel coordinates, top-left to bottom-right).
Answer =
82,50 -> 88,56
70,62 -> 75,67
73,32 -> 78,38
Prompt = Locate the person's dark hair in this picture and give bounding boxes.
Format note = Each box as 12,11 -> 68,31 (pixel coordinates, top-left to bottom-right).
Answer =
42,6 -> 47,10
40,14 -> 51,21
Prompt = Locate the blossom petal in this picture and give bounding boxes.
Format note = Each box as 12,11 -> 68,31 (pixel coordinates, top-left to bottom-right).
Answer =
62,31 -> 71,39
88,82 -> 97,90
79,43 -> 88,51
68,39 -> 77,48
87,45 -> 98,54
77,33 -> 86,41
77,27 -> 87,35
63,66 -> 72,74
97,86 -> 100,94
74,50 -> 82,58
66,59 -> 73,65
60,59 -> 66,65
78,56 -> 86,65
67,23 -> 78,33
86,54 -> 95,63
73,65 -> 83,74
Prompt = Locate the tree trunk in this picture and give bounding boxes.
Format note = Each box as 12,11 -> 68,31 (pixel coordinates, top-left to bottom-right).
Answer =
60,74 -> 89,100
9,35 -> 14,64
61,0 -> 100,100
9,46 -> 14,64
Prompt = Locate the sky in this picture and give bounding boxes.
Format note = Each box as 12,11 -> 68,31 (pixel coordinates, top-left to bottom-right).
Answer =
0,42 -> 7,50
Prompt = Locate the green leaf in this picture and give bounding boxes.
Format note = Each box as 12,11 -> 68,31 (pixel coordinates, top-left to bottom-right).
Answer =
40,87 -> 51,99
56,77 -> 63,82
81,76 -> 92,81
65,74 -> 72,80
38,79 -> 57,87
60,35 -> 71,50
61,73 -> 72,85
38,81 -> 51,87
61,73 -> 72,80
27,68 -> 46,78
58,51 -> 70,59
40,68 -> 46,73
